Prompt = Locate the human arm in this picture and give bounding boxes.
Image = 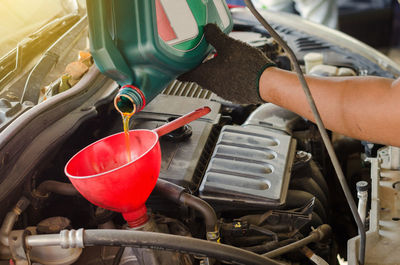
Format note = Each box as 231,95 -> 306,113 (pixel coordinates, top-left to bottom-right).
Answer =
260,67 -> 400,146
180,24 -> 399,146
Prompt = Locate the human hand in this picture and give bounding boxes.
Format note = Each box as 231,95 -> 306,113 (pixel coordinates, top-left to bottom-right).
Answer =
178,24 -> 275,104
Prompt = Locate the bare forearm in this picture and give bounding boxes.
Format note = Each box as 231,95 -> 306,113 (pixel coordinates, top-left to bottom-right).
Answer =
259,67 -> 400,146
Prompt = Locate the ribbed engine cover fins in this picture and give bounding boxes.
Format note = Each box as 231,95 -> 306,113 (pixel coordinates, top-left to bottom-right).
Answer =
199,125 -> 296,208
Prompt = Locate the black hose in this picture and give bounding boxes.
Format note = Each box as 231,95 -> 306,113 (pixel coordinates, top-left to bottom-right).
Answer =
231,235 -> 274,247
180,193 -> 218,233
291,159 -> 329,207
249,224 -> 278,241
243,241 -> 279,253
263,224 -> 331,258
289,177 -> 328,209
243,238 -> 297,254
154,179 -> 218,236
309,160 -> 329,198
35,181 -> 80,196
310,212 -> 323,228
83,229 -> 282,265
265,236 -> 314,258
286,190 -> 327,221
243,2 -> 366,263
153,179 -> 185,204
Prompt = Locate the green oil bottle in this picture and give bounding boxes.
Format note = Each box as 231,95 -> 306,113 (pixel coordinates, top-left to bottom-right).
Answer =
86,0 -> 233,113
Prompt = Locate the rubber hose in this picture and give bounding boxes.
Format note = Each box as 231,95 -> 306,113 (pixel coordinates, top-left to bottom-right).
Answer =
243,238 -> 297,254
309,160 -> 329,198
289,177 -> 328,209
154,179 -> 218,234
179,193 -> 218,233
263,224 -> 331,258
36,181 -> 80,196
243,212 -> 321,236
83,229 -> 282,265
153,179 -> 185,204
286,190 -> 327,221
243,241 -> 279,254
231,235 -> 274,247
310,212 -> 323,228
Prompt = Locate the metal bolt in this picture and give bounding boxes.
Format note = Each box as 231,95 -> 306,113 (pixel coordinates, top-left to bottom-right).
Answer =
295,151 -> 312,163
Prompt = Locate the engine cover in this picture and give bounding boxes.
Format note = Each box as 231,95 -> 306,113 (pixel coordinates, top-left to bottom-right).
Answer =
199,125 -> 296,208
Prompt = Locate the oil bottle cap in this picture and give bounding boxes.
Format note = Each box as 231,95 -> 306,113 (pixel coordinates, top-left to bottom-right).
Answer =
115,85 -> 146,114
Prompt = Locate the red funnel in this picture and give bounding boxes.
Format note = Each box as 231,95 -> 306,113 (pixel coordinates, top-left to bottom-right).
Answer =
65,107 -> 210,227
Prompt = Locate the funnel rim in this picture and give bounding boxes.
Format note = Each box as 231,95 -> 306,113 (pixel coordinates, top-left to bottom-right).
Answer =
65,129 -> 159,179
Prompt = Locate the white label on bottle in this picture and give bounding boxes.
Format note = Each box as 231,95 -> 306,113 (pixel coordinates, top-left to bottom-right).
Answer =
158,0 -> 199,45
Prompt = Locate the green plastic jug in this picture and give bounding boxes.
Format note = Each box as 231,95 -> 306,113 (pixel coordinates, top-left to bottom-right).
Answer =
86,0 -> 233,113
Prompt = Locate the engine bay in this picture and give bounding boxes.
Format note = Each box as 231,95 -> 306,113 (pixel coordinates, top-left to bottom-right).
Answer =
0,7 -> 399,265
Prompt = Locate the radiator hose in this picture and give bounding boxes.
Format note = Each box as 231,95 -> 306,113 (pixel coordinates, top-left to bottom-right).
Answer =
32,179 -> 220,241
154,179 -> 219,241
25,229 -> 283,265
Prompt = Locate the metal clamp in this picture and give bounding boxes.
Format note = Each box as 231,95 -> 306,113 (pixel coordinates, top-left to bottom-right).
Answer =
60,229 -> 84,249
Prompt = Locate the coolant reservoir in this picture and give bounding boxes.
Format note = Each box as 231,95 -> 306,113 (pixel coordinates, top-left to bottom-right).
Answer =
86,0 -> 233,111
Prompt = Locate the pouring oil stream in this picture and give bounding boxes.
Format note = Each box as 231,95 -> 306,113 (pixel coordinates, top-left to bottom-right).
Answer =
114,94 -> 137,163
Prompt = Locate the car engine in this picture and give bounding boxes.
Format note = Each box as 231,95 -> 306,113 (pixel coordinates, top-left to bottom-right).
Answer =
0,7 -> 399,265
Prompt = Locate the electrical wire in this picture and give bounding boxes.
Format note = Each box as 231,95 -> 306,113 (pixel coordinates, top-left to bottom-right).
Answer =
243,1 -> 366,264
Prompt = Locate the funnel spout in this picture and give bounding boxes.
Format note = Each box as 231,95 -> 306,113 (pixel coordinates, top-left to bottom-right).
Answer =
122,205 -> 149,228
